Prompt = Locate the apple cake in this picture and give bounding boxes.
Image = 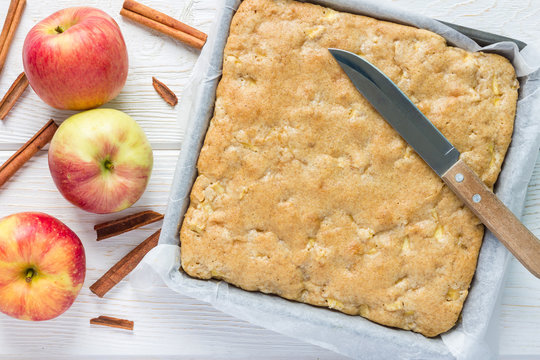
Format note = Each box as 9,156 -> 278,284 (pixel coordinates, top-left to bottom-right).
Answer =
180,0 -> 518,337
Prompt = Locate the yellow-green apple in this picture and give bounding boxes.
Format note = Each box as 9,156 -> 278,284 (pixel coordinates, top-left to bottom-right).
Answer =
22,7 -> 128,110
0,212 -> 85,321
48,108 -> 153,214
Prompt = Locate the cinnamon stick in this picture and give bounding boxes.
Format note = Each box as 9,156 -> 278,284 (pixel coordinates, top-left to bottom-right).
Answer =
0,72 -> 28,119
123,0 -> 207,42
90,229 -> 161,298
0,0 -> 18,50
90,316 -> 134,331
120,2 -> 206,49
0,0 -> 26,73
94,210 -> 164,241
0,119 -> 58,189
152,77 -> 177,106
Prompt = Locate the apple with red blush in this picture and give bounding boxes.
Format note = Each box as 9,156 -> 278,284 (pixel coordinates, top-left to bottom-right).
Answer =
0,212 -> 85,321
48,108 -> 153,214
22,7 -> 128,110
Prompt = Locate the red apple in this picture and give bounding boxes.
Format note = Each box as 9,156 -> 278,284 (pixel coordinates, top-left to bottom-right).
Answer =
48,108 -> 153,214
0,212 -> 85,321
22,7 -> 128,110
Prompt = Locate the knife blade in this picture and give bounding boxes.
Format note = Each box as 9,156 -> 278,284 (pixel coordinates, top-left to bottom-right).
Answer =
329,48 -> 540,278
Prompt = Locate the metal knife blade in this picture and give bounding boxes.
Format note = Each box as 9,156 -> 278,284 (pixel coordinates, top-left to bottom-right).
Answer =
329,48 -> 459,176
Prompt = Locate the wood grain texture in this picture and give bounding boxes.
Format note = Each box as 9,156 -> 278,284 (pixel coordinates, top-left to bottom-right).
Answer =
0,0 -> 538,358
90,230 -> 161,297
123,0 -> 208,42
501,152 -> 540,357
0,0 -> 25,73
442,159 -> 540,278
0,118 -> 56,187
0,71 -> 28,119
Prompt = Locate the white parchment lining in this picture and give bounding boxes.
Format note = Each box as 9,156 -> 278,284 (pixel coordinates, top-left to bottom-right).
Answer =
132,1 -> 540,359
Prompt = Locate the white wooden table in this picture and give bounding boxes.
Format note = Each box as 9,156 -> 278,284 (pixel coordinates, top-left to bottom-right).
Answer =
0,0 -> 538,358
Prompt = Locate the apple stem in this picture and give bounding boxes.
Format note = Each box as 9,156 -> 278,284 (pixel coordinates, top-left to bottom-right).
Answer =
104,159 -> 114,171
54,25 -> 65,34
25,268 -> 35,283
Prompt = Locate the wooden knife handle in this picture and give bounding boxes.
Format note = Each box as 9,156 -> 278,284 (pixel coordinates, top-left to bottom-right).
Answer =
442,159 -> 540,278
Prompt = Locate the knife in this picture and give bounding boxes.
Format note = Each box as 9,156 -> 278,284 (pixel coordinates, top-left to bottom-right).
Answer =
329,48 -> 540,278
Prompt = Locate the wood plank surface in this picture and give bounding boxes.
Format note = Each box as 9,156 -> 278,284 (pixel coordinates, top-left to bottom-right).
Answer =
0,0 -> 538,358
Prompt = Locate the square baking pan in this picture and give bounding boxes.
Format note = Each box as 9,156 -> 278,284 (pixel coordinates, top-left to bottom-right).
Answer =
142,1 -> 540,358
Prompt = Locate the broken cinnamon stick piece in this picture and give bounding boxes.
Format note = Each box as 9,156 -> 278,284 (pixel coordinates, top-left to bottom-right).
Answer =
90,316 -> 134,330
0,0 -> 26,73
0,72 -> 29,119
90,229 -> 161,298
0,119 -> 58,189
152,77 -> 177,106
95,210 -> 164,241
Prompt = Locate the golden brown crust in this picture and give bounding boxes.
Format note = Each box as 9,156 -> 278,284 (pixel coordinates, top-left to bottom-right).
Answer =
180,0 -> 518,337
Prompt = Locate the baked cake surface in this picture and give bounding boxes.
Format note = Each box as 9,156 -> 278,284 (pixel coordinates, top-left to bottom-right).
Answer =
180,0 -> 518,337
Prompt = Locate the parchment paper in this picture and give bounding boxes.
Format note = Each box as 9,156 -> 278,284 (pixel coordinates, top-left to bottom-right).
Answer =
132,1 -> 540,358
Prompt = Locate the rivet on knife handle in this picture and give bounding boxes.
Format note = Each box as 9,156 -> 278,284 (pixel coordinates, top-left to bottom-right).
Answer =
442,159 -> 540,278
